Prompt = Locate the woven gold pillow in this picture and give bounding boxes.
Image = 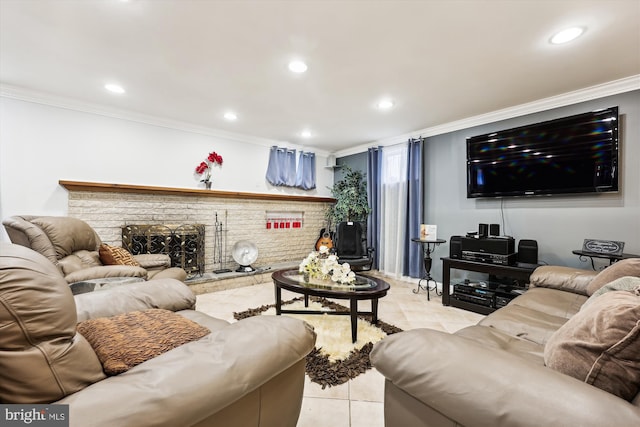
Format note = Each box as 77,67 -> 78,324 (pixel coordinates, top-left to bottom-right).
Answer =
98,243 -> 140,266
77,309 -> 210,375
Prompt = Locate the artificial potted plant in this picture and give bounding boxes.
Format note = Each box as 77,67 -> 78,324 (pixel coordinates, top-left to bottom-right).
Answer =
326,166 -> 371,228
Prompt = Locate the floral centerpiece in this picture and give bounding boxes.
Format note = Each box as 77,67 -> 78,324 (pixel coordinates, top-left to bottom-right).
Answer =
299,246 -> 356,284
195,151 -> 223,189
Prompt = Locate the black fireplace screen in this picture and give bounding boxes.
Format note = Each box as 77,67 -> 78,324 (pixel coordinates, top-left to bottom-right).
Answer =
122,224 -> 205,277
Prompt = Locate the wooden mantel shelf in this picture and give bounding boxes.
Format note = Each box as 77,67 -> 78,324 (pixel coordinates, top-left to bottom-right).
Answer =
59,180 -> 335,203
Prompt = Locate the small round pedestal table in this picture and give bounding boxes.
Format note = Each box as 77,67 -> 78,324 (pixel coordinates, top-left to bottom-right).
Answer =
411,238 -> 447,300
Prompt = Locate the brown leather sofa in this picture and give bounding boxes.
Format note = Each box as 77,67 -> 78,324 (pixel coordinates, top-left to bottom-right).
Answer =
0,243 -> 316,427
3,215 -> 187,282
371,263 -> 640,427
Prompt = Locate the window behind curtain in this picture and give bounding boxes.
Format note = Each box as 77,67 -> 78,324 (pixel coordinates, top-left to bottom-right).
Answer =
379,145 -> 408,276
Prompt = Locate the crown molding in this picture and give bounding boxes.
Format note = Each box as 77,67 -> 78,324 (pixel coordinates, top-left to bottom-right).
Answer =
0,84 -> 332,157
335,74 -> 640,158
2,75 -> 637,159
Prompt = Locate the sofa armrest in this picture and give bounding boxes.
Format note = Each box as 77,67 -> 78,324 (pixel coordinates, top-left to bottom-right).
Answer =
74,279 -> 196,321
64,265 -> 148,283
528,265 -> 597,296
56,316 -> 316,427
132,253 -> 171,269
371,329 -> 640,427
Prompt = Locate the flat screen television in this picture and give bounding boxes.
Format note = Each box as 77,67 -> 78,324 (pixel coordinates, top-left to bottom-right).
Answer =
466,106 -> 619,198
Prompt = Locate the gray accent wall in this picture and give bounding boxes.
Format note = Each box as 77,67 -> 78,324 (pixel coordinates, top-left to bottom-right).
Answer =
339,90 -> 640,281
334,152 -> 368,181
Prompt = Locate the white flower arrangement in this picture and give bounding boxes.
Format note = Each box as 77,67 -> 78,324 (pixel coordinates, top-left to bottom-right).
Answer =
299,246 -> 356,284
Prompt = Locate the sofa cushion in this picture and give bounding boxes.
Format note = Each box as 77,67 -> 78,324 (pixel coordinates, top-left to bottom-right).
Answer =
57,253 -> 85,275
77,308 -> 211,375
509,287 -> 587,320
455,325 -> 545,365
74,250 -> 102,267
544,290 -> 640,401
479,303 -> 570,346
99,244 -> 140,267
31,216 -> 100,259
586,258 -> 640,296
0,243 -> 106,403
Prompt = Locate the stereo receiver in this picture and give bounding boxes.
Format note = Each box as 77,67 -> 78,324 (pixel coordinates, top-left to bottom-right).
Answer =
461,251 -> 516,265
461,236 -> 515,255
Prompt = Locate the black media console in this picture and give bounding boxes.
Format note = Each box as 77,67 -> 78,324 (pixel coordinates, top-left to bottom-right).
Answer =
441,257 -> 539,315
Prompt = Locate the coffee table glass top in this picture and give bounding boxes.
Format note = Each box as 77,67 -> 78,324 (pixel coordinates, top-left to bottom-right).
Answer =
280,269 -> 377,290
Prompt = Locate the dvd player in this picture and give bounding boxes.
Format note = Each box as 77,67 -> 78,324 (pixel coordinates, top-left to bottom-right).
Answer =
461,251 -> 516,265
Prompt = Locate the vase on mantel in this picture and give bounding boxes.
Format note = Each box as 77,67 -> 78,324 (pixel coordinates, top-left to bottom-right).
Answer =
204,181 -> 212,190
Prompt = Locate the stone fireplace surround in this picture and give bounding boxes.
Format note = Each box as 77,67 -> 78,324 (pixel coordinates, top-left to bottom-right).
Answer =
60,181 -> 334,291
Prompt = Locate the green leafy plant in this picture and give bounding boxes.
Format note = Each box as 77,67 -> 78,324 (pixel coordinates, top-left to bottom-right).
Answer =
326,166 -> 370,227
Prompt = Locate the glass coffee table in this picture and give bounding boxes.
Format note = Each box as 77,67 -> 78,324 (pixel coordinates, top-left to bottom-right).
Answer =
271,269 -> 390,343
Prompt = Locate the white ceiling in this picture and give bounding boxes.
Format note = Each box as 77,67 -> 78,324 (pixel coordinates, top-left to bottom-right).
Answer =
1,0 -> 639,155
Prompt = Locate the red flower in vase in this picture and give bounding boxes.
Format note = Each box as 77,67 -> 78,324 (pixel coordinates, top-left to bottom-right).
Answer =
195,151 -> 223,184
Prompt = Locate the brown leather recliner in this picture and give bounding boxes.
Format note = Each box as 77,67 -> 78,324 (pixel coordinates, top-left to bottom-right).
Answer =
0,242 -> 316,427
2,215 -> 186,283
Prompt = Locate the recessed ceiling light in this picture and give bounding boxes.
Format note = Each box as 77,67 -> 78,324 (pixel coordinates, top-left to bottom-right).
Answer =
104,83 -> 125,94
288,60 -> 308,73
550,27 -> 585,44
223,111 -> 237,121
377,99 -> 394,110
301,129 -> 312,138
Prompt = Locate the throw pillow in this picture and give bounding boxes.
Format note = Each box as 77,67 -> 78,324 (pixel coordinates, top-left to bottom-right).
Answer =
586,258 -> 640,296
582,276 -> 640,308
98,244 -> 140,267
77,309 -> 210,375
544,290 -> 640,401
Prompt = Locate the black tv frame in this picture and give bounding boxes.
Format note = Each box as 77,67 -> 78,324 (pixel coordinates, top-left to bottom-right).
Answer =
466,107 -> 619,198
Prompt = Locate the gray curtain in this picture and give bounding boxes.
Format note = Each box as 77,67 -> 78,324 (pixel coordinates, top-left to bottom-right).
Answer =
265,146 -> 299,187
404,138 -> 424,278
295,151 -> 316,190
367,147 -> 382,269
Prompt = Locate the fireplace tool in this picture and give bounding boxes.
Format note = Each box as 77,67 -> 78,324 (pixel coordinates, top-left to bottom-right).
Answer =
213,211 -> 232,274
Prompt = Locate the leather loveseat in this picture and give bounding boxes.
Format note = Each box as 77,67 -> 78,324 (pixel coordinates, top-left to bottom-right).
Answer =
0,243 -> 317,427
3,215 -> 187,283
371,261 -> 640,427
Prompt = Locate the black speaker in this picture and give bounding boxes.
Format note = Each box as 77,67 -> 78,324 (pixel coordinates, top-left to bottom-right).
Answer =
518,239 -> 538,264
450,235 -> 463,258
478,223 -> 488,238
489,224 -> 500,236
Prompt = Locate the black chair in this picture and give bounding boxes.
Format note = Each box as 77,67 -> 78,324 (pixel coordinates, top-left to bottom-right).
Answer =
333,221 -> 374,271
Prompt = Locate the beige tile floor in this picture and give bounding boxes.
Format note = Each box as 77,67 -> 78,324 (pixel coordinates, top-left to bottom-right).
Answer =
195,272 -> 484,427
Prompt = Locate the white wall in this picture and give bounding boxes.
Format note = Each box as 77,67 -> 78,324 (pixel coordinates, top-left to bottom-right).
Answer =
0,97 -> 333,241
425,90 -> 640,278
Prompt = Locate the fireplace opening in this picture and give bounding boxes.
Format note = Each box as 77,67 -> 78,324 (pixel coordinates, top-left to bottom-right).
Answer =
122,224 -> 205,277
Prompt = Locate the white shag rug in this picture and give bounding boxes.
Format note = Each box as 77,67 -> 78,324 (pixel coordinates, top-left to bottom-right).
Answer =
261,300 -> 387,362
234,296 -> 403,388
